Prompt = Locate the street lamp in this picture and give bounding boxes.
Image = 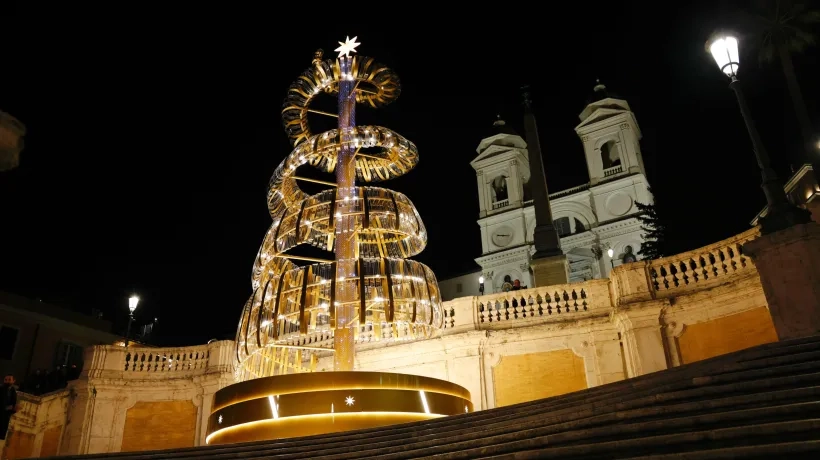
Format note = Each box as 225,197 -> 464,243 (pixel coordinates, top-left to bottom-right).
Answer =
478,276 -> 485,295
707,34 -> 811,234
125,295 -> 139,347
607,248 -> 615,269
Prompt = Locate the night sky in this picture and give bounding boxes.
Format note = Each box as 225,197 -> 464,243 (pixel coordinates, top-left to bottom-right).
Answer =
2,2 -> 818,345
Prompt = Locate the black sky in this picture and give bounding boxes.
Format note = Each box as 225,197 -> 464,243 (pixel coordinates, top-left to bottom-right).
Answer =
2,2 -> 818,345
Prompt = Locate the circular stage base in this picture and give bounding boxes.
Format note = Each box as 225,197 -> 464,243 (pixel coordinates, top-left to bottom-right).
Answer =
205,371 -> 473,445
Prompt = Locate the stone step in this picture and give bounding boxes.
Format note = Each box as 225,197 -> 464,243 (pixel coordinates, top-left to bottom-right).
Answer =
50,380 -> 820,460
63,403 -> 819,460
55,364 -> 820,460
624,440 -> 820,459
471,419 -> 820,460
338,403 -> 820,460
40,336 -> 820,460
51,364 -> 820,460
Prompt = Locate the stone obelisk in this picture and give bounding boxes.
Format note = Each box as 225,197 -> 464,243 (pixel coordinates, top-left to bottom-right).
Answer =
521,86 -> 569,286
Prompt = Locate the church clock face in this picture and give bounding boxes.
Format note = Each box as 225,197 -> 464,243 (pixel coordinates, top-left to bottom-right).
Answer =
491,226 -> 514,248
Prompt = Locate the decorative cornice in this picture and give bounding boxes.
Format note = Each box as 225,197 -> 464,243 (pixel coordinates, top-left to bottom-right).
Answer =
476,245 -> 531,267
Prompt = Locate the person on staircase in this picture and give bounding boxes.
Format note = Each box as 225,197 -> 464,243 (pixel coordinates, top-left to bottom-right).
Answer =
0,374 -> 18,440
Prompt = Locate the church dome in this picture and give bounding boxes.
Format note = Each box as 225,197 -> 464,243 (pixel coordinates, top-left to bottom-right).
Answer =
476,115 -> 527,154
586,80 -> 622,105
492,115 -> 518,136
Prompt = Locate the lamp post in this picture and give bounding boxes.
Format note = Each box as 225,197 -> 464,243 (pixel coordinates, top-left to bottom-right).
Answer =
125,295 -> 139,347
607,248 -> 615,269
479,276 -> 485,295
707,34 -> 811,234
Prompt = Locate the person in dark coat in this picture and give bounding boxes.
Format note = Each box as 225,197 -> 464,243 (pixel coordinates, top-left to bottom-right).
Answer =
1,374 -> 18,440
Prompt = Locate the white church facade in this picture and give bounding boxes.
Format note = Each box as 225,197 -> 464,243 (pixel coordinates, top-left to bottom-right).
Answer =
440,84 -> 653,298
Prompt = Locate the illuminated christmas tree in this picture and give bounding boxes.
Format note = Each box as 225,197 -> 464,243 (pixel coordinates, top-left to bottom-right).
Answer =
234,37 -> 443,378
207,39 -> 469,445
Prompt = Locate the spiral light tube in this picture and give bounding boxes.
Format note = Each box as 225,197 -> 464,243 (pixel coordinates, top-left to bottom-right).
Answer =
234,53 -> 442,381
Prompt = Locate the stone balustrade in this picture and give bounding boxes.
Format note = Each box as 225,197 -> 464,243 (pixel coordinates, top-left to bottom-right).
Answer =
647,227 -> 760,297
474,279 -> 611,327
3,390 -> 70,458
603,164 -> 623,177
11,390 -> 69,428
440,228 -> 765,334
492,198 -> 510,210
83,340 -> 235,380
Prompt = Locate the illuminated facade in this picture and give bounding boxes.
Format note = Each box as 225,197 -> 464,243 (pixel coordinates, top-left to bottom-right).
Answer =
461,83 -> 652,294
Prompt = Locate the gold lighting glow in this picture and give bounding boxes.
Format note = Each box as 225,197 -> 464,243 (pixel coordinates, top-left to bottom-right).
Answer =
218,42 -> 471,444
234,43 -> 443,381
206,372 -> 473,445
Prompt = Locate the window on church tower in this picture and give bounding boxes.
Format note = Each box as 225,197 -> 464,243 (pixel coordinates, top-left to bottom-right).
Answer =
491,175 -> 508,202
600,140 -> 622,169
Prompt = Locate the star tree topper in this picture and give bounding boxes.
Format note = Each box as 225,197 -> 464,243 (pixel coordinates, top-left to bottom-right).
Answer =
335,36 -> 361,58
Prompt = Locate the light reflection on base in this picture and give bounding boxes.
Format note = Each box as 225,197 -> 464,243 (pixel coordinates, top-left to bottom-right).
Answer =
206,371 -> 472,445
207,412 -> 440,445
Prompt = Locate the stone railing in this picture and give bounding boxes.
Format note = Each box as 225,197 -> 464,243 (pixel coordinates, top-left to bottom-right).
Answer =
604,165 -> 623,177
492,198 -> 509,210
9,389 -> 69,427
522,184 -> 593,205
439,279 -> 612,333
646,227 -> 760,297
441,228 -> 765,334
2,389 -> 70,459
476,279 -> 611,326
124,347 -> 209,372
82,340 -> 235,380
549,183 -> 591,200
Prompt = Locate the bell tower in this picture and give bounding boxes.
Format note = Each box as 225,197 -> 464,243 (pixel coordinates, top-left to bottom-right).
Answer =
575,81 -> 646,185
471,116 -> 530,218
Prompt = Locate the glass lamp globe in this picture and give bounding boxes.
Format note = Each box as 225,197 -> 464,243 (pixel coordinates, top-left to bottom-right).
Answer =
607,248 -> 615,258
128,295 -> 140,313
708,35 -> 740,77
479,276 -> 485,284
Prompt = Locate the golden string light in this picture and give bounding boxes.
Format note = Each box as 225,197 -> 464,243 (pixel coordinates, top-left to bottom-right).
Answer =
233,49 -> 443,381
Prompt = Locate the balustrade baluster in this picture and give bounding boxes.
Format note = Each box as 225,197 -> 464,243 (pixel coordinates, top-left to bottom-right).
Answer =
670,264 -> 679,286
698,256 -> 709,280
678,262 -> 689,285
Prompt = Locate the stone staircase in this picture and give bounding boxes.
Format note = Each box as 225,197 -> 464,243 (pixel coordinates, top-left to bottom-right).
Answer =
44,335 -> 820,459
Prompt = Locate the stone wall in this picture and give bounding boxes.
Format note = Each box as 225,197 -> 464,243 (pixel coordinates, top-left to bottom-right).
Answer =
1,390 -> 69,459
2,228 -> 779,457
1,340 -> 237,457
120,401 -> 198,452
309,227 -> 775,411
